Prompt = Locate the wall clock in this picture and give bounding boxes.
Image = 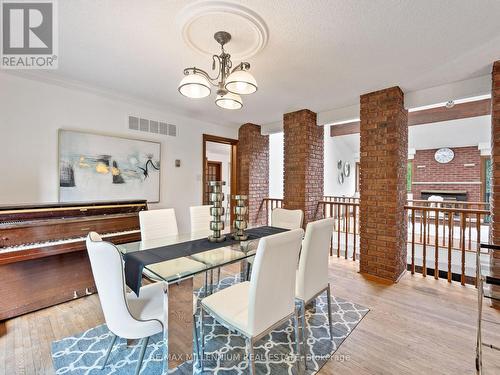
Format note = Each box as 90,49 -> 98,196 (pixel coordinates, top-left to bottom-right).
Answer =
434,148 -> 454,164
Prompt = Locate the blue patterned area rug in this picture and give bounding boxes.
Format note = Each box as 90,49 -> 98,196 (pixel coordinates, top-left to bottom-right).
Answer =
52,275 -> 369,374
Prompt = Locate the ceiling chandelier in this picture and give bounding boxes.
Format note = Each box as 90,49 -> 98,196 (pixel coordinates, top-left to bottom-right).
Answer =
178,31 -> 258,110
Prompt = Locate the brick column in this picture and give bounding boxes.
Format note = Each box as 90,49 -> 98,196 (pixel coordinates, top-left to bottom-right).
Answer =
237,123 -> 269,226
283,109 -> 324,226
359,87 -> 408,281
490,61 -> 500,306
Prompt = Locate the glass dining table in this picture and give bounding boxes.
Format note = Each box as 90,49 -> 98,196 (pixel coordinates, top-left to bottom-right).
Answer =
117,230 -> 259,284
116,229 -> 260,371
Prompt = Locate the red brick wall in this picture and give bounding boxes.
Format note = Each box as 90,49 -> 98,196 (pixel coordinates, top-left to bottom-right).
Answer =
359,87 -> 408,281
490,61 -> 500,307
283,109 -> 324,225
411,146 -> 482,202
237,123 -> 269,226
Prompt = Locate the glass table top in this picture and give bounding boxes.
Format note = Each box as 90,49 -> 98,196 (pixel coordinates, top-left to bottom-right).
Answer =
116,230 -> 259,283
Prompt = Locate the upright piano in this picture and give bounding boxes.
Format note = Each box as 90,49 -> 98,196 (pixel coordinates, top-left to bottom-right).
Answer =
0,200 -> 147,320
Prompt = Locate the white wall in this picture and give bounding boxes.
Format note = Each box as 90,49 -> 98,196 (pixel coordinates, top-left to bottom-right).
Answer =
409,115 -> 490,149
269,132 -> 284,199
269,129 -> 358,199
0,72 -> 237,232
324,128 -> 358,197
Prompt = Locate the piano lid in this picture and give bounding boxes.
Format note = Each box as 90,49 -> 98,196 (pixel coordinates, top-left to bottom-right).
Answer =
0,200 -> 148,222
0,199 -> 148,211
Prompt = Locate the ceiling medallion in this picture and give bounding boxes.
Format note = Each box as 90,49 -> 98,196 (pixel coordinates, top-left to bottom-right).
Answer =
176,0 -> 268,60
178,31 -> 258,110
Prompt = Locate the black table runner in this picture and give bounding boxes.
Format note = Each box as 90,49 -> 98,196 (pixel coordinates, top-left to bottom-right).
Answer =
124,226 -> 288,295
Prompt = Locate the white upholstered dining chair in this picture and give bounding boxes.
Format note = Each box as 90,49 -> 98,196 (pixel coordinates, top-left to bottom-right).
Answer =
189,205 -> 212,234
272,207 -> 304,229
139,208 -> 206,281
86,232 -> 167,375
200,228 -> 305,375
295,218 -> 335,367
86,232 -> 202,372
139,208 -> 179,240
245,207 -> 304,280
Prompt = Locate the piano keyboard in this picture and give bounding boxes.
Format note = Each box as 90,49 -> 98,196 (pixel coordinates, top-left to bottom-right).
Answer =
0,229 -> 141,253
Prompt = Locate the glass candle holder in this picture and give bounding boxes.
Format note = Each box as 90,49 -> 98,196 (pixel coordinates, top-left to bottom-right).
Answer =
232,195 -> 248,241
208,181 -> 226,243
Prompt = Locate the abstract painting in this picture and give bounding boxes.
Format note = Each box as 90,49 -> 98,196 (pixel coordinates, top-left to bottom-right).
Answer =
59,130 -> 161,202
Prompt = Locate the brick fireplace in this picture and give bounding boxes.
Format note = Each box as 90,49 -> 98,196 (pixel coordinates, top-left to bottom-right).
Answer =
411,146 -> 482,202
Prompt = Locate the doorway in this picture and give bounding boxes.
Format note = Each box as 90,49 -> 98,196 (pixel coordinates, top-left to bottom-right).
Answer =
202,134 -> 238,226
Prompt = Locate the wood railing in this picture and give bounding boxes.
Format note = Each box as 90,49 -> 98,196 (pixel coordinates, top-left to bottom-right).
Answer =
319,200 -> 360,261
405,205 -> 490,285
325,195 -> 489,211
323,195 -> 360,204
260,198 -> 283,225
407,199 -> 490,211
261,196 -> 491,286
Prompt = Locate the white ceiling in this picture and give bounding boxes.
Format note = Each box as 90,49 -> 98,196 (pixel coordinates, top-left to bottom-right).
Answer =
21,0 -> 500,127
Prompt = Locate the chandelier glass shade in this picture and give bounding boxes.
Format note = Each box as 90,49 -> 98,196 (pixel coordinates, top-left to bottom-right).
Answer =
215,92 -> 243,110
178,73 -> 211,98
225,69 -> 257,95
178,31 -> 257,110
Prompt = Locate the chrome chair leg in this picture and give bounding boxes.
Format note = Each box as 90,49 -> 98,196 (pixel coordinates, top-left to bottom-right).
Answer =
134,336 -> 149,375
193,313 -> 200,368
210,269 -> 214,294
293,310 -> 305,373
204,271 -> 209,297
200,307 -> 205,372
476,277 -> 483,374
246,337 -> 256,375
162,331 -> 167,375
246,262 -> 251,281
217,267 -> 221,287
299,300 -> 308,370
101,334 -> 117,369
326,286 -> 334,338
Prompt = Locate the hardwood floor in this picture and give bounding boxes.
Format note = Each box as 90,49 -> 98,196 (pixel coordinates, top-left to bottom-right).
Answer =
0,257 -> 499,374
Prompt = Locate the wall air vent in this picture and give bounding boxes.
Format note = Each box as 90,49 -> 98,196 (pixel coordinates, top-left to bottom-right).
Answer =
149,121 -> 159,134
159,122 -> 168,135
168,124 -> 177,137
128,116 -> 177,137
128,116 -> 139,130
139,118 -> 149,132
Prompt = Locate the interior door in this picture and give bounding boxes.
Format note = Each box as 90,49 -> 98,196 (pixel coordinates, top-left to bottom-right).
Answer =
204,160 -> 222,204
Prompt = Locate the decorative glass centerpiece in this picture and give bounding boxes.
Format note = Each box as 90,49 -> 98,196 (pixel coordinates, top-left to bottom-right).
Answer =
232,195 -> 248,241
208,181 -> 226,243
